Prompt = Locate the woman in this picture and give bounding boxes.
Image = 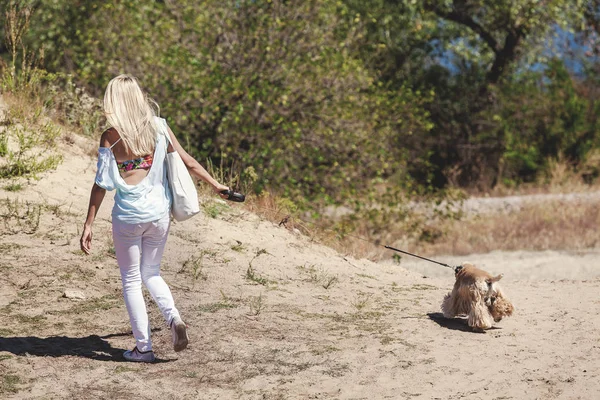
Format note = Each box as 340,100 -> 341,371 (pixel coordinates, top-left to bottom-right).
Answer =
80,74 -> 228,362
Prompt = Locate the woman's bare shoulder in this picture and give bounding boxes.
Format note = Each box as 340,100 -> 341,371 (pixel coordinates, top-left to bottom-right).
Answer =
99,127 -> 119,148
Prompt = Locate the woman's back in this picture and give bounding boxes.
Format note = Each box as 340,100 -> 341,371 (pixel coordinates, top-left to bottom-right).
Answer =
102,127 -> 154,186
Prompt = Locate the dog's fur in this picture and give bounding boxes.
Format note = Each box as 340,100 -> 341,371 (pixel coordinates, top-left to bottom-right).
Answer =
441,262 -> 514,331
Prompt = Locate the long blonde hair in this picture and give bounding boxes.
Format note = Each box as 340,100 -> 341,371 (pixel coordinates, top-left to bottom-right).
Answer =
103,74 -> 159,156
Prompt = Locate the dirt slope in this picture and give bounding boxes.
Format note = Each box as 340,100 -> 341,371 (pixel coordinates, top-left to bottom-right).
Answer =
1,129 -> 599,400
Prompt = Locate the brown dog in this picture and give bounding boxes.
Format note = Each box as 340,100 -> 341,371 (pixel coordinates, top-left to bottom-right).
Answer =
441,262 -> 514,331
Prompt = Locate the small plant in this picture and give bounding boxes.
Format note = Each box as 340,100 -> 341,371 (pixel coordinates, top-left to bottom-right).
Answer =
248,293 -> 265,316
0,133 -> 8,157
351,293 -> 373,311
297,263 -> 338,289
202,200 -> 229,219
181,253 -> 208,281
1,3 -> 44,93
3,183 -> 23,192
245,249 -> 269,285
230,240 -> 245,252
180,249 -> 218,281
218,289 -> 244,305
0,197 -> 41,234
321,275 -> 338,289
0,118 -> 63,179
0,374 -> 21,395
198,301 -> 238,313
246,265 -> 268,286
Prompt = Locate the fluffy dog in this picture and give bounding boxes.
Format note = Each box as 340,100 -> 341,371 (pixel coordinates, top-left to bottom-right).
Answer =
441,262 -> 514,331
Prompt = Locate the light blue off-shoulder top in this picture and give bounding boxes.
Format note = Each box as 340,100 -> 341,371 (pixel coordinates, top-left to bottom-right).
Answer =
94,117 -> 172,224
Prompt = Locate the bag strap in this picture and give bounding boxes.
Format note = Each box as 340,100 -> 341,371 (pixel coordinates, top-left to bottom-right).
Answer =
159,119 -> 176,152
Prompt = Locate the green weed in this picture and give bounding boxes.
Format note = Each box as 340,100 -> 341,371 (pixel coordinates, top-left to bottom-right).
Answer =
246,249 -> 269,285
180,250 -> 217,281
0,123 -> 63,179
297,263 -> 338,289
0,374 -> 21,394
198,301 -> 238,313
202,200 -> 229,218
248,293 -> 265,316
246,265 -> 268,286
2,182 -> 23,191
351,293 -> 373,311
230,240 -> 245,252
0,133 -> 7,157
0,197 -> 41,234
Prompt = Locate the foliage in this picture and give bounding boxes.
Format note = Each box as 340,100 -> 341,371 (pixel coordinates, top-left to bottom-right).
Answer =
1,0 -> 600,244
0,3 -> 63,179
344,0 -> 594,189
496,60 -> 600,184
16,0 -> 431,205
0,123 -> 63,178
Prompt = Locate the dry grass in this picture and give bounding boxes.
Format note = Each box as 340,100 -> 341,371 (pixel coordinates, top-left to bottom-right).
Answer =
244,193 -> 379,259
483,158 -> 600,197
240,187 -> 600,260
411,199 -> 600,256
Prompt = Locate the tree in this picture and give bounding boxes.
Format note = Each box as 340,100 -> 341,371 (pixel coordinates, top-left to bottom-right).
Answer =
345,0 -> 590,189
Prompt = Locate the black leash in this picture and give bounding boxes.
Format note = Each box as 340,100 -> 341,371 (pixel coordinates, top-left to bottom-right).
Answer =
383,245 -> 455,270
243,204 -> 461,272
330,231 -> 458,272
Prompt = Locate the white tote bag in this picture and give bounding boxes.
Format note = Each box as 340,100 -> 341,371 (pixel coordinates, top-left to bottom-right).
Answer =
161,121 -> 200,221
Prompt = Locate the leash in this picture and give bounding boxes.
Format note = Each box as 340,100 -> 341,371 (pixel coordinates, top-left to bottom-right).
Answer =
383,245 -> 455,270
242,202 -> 459,272
335,231 -> 457,271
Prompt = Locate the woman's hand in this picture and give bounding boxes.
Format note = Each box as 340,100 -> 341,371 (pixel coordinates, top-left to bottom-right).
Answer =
213,183 -> 230,199
80,225 -> 93,255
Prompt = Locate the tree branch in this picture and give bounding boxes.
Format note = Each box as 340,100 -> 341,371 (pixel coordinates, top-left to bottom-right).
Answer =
425,2 -> 528,85
486,26 -> 525,84
424,1 -> 499,54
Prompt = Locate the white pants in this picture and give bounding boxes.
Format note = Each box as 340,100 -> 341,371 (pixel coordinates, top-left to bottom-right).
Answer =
112,213 -> 180,352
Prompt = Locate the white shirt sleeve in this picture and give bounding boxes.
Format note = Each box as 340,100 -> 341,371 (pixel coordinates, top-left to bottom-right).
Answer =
94,148 -> 116,191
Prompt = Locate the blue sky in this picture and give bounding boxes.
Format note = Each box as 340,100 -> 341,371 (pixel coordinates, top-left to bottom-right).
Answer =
431,26 -> 599,79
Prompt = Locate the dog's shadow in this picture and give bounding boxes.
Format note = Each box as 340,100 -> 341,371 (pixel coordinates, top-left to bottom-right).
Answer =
0,332 -> 172,363
427,313 -> 502,333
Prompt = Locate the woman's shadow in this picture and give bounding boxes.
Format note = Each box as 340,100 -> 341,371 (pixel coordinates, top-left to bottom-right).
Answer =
0,331 -> 171,362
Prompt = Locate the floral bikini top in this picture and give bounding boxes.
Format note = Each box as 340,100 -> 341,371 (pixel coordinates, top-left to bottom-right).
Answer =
111,138 -> 154,173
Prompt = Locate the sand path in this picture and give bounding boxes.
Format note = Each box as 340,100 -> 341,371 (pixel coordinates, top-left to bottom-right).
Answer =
0,120 -> 599,399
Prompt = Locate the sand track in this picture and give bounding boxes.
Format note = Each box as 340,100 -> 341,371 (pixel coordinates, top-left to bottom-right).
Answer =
1,119 -> 599,399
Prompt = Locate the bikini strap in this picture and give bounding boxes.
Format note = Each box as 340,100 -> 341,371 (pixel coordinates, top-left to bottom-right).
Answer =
109,137 -> 122,149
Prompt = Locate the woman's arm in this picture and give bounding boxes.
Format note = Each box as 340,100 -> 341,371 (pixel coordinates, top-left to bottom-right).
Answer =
81,130 -> 111,255
166,126 -> 229,194
80,183 -> 106,255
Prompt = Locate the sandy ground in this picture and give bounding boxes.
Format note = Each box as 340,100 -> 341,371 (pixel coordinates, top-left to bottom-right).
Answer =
1,122 -> 600,399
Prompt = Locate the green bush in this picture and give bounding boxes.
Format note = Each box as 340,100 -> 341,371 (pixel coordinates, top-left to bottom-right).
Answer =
21,0 -> 431,205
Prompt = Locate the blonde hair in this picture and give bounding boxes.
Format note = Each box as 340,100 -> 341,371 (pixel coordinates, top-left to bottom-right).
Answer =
103,74 -> 159,156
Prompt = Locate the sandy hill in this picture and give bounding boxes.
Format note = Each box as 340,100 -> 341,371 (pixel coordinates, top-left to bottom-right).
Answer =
1,121 -> 600,399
